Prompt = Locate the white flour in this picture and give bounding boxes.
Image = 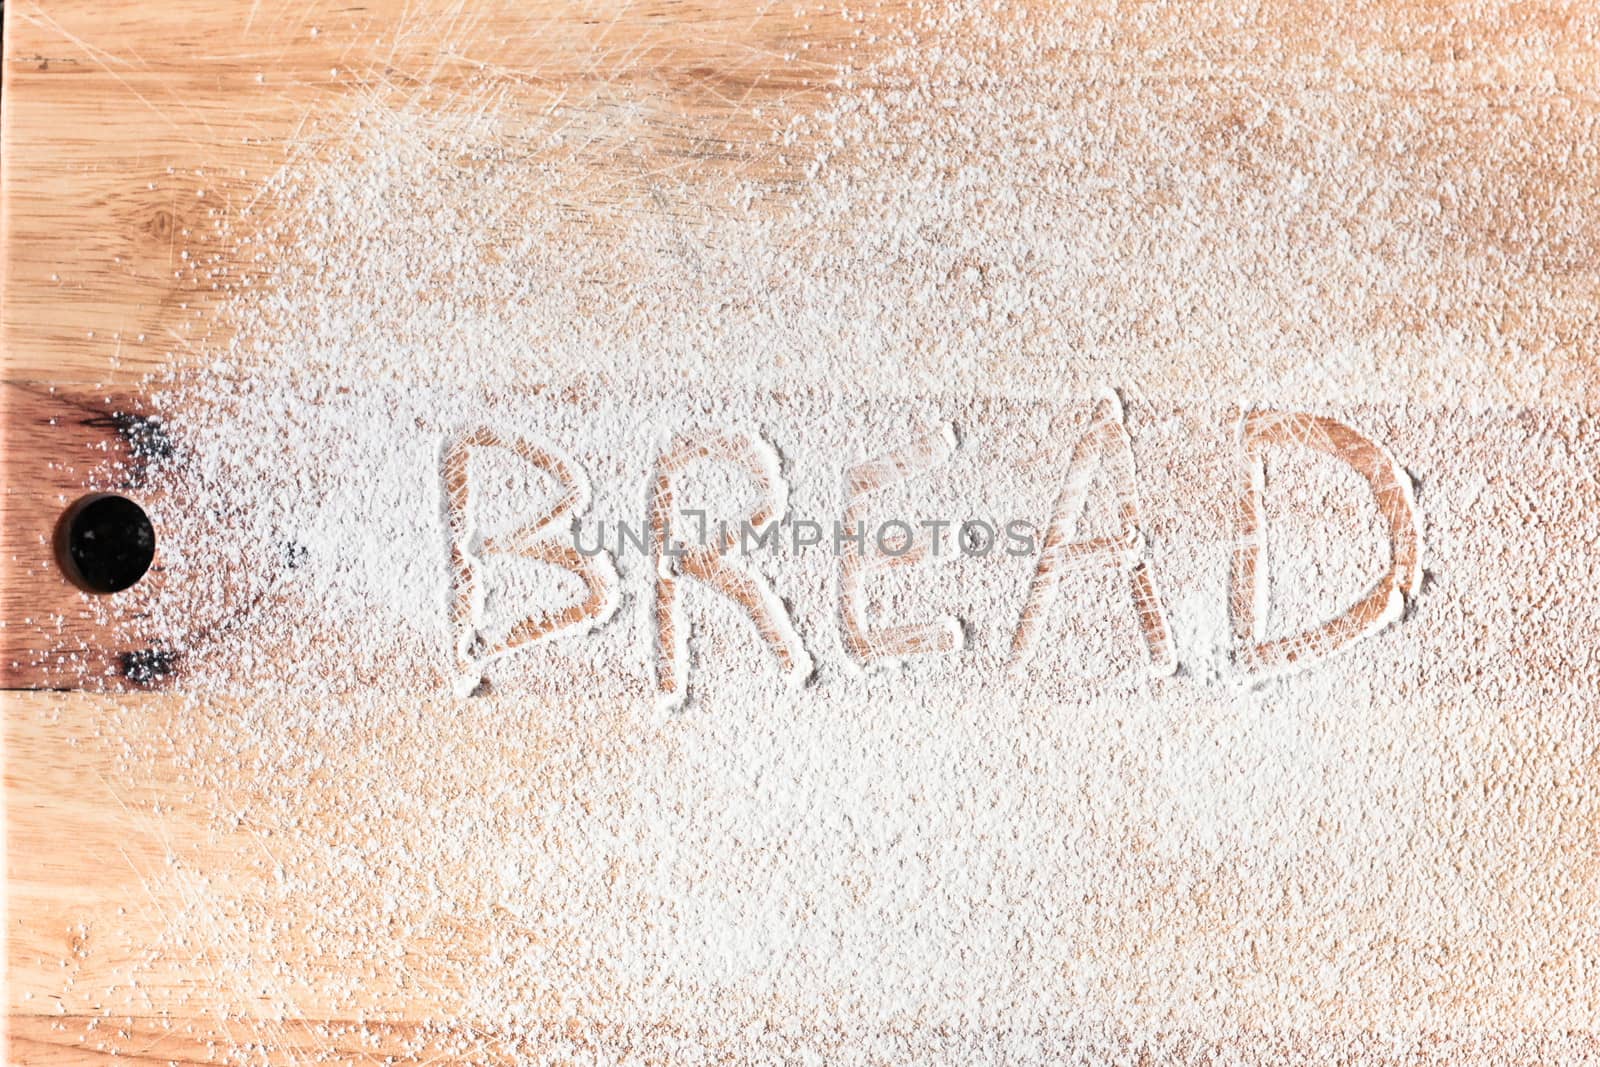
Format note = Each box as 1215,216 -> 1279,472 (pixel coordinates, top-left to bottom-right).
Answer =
36,0 -> 1600,1062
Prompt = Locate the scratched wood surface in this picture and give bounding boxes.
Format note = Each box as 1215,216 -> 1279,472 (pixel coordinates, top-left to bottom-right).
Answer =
6,1 -> 1600,1063
2,6 -> 857,1060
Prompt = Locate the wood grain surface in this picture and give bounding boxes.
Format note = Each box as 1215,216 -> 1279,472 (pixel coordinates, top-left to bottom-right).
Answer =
6,1 -> 1600,1063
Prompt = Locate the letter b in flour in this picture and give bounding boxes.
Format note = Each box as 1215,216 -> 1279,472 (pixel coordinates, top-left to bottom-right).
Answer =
442,430 -> 619,696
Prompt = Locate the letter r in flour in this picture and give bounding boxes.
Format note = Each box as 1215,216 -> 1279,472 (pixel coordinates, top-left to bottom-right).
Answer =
1229,409 -> 1422,678
650,432 -> 812,711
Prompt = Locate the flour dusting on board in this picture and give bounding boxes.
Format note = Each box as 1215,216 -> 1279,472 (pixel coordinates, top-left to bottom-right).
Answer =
43,0 -> 1600,1062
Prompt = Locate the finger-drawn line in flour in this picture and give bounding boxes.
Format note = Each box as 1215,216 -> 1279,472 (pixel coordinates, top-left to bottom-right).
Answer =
1009,389 -> 1177,678
1229,409 -> 1422,679
839,424 -> 964,671
651,431 -> 813,711
443,429 -> 619,697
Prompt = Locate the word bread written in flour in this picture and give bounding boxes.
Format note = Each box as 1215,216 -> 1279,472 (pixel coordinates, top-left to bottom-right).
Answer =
443,400 -> 1422,703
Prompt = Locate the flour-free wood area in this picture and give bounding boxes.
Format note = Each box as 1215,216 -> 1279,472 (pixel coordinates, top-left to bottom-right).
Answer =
7,1 -> 1600,1063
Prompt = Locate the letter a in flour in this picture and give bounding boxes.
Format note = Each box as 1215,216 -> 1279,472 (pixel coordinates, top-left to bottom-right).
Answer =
1009,390 -> 1176,677
1228,409 -> 1422,678
443,429 -> 619,696
651,431 -> 812,711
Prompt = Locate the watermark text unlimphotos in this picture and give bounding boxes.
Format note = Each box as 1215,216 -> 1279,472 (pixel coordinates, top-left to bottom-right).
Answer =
572,512 -> 1038,560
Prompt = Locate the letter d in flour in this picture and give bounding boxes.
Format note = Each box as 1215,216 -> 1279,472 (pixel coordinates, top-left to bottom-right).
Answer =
1229,409 -> 1423,679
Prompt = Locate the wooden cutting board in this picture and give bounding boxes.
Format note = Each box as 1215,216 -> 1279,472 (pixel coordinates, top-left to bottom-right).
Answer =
6,2 -> 1600,1063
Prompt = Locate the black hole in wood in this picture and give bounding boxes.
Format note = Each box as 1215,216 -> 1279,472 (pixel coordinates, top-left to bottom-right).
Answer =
56,494 -> 156,594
